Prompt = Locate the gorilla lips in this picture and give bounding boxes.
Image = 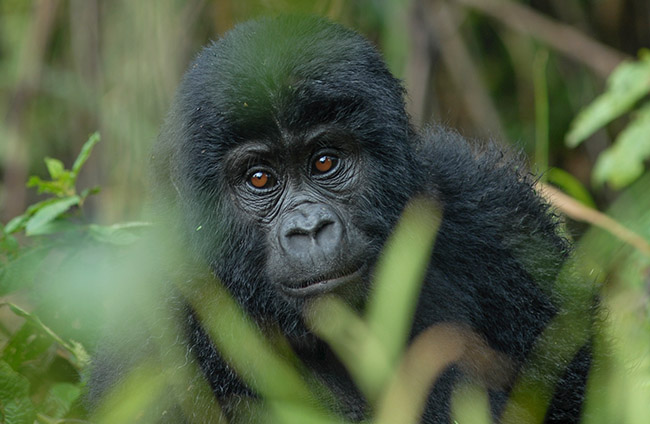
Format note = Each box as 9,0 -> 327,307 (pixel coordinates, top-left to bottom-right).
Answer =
280,266 -> 364,298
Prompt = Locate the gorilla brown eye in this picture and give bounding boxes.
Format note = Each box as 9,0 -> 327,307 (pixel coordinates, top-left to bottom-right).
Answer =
313,155 -> 338,174
249,171 -> 273,189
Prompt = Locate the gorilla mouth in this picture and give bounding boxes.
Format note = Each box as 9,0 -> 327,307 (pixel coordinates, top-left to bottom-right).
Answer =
280,267 -> 364,298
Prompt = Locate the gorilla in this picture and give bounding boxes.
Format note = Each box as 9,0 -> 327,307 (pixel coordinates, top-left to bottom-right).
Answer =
88,15 -> 596,424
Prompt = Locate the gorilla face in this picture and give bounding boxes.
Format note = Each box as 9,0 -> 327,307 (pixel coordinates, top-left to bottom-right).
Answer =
223,124 -> 369,296
153,16 -> 417,334
88,16 -> 594,423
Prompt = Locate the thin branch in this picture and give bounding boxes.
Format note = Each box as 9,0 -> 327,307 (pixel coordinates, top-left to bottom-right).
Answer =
423,0 -> 506,139
539,183 -> 650,259
452,0 -> 630,78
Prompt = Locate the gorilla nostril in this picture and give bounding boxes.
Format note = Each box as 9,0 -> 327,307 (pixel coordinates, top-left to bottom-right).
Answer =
285,226 -> 310,238
314,220 -> 340,247
284,232 -> 312,252
279,203 -> 345,258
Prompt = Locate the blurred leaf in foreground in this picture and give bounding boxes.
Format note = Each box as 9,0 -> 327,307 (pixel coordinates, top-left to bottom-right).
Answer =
0,361 -> 37,424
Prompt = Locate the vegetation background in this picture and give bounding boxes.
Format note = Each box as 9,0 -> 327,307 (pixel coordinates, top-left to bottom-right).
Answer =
0,0 -> 649,423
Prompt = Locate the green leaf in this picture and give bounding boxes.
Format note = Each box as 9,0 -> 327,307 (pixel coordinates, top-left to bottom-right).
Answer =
566,54 -> 650,147
367,198 -> 441,365
4,198 -> 64,234
88,222 -> 152,245
3,303 -> 90,369
40,383 -> 82,419
24,196 -> 80,236
0,233 -> 19,254
26,176 -> 65,196
80,185 -> 101,200
1,322 -> 53,370
24,220 -> 78,236
593,103 -> 650,189
71,132 -> 100,177
0,361 -> 37,424
3,213 -> 29,234
44,157 -> 65,180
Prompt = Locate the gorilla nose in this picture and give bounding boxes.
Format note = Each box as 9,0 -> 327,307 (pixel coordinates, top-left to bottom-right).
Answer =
279,203 -> 343,260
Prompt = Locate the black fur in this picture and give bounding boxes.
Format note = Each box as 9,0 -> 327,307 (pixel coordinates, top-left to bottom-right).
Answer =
89,16 -> 596,423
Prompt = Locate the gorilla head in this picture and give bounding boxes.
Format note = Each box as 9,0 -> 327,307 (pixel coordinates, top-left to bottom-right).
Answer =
153,16 -> 421,339
94,15 -> 596,423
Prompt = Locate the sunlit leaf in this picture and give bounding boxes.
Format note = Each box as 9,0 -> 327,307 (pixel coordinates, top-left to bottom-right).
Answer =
3,213 -> 29,234
24,196 -> 80,236
3,198 -> 63,234
44,157 -> 65,180
92,364 -> 169,424
367,197 -> 441,365
593,103 -> 650,189
566,53 -> 650,147
71,132 -> 100,177
24,219 -> 78,236
26,175 -> 67,196
451,384 -> 491,424
307,297 -> 392,402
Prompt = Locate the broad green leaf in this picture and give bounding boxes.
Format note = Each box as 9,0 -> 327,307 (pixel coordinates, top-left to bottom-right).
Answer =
593,103 -> 650,189
92,364 -> 170,424
4,198 -> 62,234
25,197 -> 60,214
566,53 -> 650,147
367,198 -> 441,366
3,213 -> 29,234
71,132 -> 100,176
307,297 -> 392,403
40,383 -> 82,419
44,157 -> 65,179
24,196 -> 80,236
0,361 -> 37,424
24,219 -> 78,236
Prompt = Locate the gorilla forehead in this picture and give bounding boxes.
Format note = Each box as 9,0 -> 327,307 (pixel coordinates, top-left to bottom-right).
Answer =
176,16 -> 408,146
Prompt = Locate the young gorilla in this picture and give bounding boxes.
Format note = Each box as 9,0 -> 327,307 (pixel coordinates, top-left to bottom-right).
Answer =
89,16 -> 596,423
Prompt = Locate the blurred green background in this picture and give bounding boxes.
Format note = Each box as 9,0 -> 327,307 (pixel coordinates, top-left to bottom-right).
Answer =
1,0 -> 648,222
1,0 -> 650,422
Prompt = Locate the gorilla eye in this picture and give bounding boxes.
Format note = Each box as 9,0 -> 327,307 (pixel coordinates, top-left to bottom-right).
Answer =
248,170 -> 275,190
313,154 -> 339,175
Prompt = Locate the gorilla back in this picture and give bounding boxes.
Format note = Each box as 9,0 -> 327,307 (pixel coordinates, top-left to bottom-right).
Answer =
89,16 -> 596,423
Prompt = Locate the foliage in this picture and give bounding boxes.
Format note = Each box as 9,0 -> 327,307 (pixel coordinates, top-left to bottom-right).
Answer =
0,1 -> 649,423
566,51 -> 650,189
0,133 -> 150,424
